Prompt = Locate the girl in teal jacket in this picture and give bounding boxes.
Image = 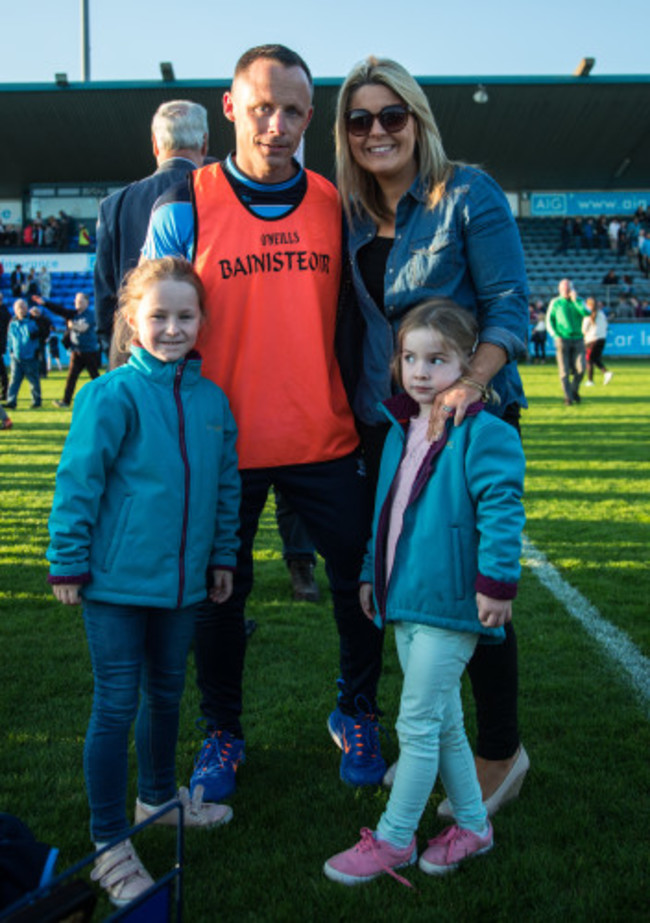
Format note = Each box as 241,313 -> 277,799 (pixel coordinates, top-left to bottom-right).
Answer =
47,258 -> 241,907
325,299 -> 525,887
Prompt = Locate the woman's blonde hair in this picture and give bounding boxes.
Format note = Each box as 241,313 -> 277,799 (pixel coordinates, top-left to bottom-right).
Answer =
335,56 -> 454,225
390,299 -> 478,389
116,257 -> 206,353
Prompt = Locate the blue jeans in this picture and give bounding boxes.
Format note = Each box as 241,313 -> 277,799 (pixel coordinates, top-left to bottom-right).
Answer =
83,600 -> 198,842
7,357 -> 41,405
376,624 -> 486,848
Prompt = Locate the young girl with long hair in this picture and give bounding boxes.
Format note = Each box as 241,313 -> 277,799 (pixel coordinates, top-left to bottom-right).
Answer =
47,257 -> 240,906
324,300 -> 525,885
334,55 -> 530,815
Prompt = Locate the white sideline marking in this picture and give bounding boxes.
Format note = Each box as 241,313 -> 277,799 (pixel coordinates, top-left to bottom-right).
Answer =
522,535 -> 650,715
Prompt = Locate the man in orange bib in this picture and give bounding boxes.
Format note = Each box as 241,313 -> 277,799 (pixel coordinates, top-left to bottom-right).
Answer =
143,45 -> 385,798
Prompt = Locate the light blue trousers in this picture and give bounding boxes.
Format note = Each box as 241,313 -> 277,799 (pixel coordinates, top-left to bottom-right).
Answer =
376,623 -> 488,848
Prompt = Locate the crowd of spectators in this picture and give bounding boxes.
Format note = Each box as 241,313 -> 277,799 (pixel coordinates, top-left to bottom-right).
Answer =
0,263 -> 101,374
0,212 -> 95,252
4,263 -> 52,304
529,285 -> 649,366
1,268 -> 102,429
530,292 -> 649,328
527,267 -> 647,371
597,269 -> 650,315
543,206 -> 650,321
556,206 -> 650,264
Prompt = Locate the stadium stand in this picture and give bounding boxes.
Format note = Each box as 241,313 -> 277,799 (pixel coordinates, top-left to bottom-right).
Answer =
518,216 -> 650,315
0,271 -> 94,331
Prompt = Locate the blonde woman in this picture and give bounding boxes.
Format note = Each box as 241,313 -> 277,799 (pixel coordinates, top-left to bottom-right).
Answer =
335,56 -> 530,816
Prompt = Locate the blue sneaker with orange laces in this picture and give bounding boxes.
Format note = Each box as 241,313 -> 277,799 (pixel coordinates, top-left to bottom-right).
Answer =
327,701 -> 386,787
189,729 -> 245,801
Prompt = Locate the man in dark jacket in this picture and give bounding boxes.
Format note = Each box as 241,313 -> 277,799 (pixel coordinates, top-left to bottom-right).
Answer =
0,293 -> 11,400
10,265 -> 25,298
94,99 -> 208,367
28,306 -> 53,378
33,292 -> 100,407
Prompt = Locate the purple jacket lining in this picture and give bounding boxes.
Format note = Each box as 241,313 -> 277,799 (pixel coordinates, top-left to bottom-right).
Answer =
47,573 -> 91,586
475,573 -> 518,600
373,395 -> 517,615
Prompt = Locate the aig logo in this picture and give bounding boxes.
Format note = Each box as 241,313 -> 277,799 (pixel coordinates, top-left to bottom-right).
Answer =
531,194 -> 567,216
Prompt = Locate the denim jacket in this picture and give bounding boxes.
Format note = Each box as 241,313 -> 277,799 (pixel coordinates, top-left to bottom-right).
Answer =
347,165 -> 529,425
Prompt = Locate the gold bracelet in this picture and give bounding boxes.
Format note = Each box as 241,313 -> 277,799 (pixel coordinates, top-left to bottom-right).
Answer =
459,376 -> 491,402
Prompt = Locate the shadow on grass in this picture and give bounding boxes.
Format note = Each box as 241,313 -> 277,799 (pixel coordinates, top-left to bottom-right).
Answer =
1,420 -> 71,433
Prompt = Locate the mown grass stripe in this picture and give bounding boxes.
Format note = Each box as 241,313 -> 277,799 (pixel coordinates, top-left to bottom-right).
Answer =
522,534 -> 650,715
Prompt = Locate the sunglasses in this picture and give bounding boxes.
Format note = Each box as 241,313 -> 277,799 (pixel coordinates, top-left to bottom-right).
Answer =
344,104 -> 412,137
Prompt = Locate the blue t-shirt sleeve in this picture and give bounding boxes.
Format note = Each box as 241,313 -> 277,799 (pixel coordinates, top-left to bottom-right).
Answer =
142,200 -> 195,261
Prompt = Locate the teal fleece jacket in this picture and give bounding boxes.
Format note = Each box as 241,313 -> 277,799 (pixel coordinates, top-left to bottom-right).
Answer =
361,394 -> 526,641
47,346 -> 240,609
8,317 -> 39,360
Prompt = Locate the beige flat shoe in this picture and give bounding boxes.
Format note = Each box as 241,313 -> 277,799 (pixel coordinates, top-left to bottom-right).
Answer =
135,786 -> 233,828
438,744 -> 530,819
382,760 -> 398,788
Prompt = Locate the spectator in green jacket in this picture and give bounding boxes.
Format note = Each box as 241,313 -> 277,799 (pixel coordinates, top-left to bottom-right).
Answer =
546,278 -> 591,405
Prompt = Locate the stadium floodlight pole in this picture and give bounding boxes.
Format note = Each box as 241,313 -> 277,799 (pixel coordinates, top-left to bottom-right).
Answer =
81,0 -> 91,81
574,57 -> 595,77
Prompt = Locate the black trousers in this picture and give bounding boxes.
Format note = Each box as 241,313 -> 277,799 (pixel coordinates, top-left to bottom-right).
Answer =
274,488 -> 316,565
359,404 -> 522,761
586,338 -> 607,380
62,351 -> 100,404
194,452 -> 381,738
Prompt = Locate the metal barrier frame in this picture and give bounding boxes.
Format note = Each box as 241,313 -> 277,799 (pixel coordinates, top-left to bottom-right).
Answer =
0,801 -> 183,923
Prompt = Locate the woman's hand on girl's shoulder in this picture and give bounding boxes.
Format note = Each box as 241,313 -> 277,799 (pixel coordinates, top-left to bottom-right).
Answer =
209,569 -> 233,604
476,592 -> 512,628
52,584 -> 82,606
426,382 -> 476,441
359,582 -> 375,620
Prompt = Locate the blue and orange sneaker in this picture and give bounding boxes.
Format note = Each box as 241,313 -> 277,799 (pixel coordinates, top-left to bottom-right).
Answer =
189,729 -> 245,801
327,702 -> 386,787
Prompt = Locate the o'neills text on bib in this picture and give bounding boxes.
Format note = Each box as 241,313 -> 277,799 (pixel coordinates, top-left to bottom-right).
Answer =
192,163 -> 359,469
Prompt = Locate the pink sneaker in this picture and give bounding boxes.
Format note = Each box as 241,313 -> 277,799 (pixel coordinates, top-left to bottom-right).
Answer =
419,823 -> 493,875
324,827 -> 417,887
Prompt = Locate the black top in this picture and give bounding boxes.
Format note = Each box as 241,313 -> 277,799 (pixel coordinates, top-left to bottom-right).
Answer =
357,235 -> 393,315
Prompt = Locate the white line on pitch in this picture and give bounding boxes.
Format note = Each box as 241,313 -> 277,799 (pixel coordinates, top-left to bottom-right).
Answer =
522,535 -> 650,716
